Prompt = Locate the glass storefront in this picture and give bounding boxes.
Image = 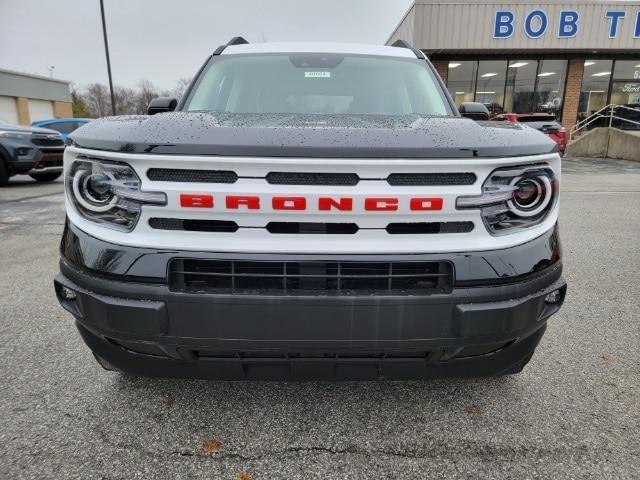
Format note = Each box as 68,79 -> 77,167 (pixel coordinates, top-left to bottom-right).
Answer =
447,61 -> 476,107
578,60 -> 613,121
504,60 -> 537,114
447,59 -> 567,119
579,59 -> 640,123
535,60 -> 567,118
610,61 -> 640,108
475,61 -> 507,116
445,57 -> 639,126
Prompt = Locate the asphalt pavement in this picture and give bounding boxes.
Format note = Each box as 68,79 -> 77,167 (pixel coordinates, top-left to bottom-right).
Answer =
1,158 -> 638,479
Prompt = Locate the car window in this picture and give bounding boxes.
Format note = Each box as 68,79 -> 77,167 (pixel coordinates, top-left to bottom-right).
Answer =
46,121 -> 78,134
186,53 -> 451,116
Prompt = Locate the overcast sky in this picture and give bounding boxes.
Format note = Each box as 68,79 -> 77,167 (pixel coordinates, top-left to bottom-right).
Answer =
0,0 -> 412,91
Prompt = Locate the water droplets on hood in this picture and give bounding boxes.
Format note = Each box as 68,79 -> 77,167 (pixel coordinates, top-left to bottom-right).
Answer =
68,111 -> 555,158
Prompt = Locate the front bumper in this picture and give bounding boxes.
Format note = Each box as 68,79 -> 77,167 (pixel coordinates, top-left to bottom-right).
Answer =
55,222 -> 566,380
2,140 -> 63,174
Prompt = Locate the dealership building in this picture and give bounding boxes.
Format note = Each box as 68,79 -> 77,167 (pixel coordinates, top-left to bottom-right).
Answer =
0,68 -> 73,126
388,0 -> 640,130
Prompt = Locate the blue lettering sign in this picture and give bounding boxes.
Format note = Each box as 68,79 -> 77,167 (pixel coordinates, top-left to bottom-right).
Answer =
605,11 -> 626,38
524,10 -> 548,38
635,11 -> 640,38
558,10 -> 579,38
494,11 -> 514,38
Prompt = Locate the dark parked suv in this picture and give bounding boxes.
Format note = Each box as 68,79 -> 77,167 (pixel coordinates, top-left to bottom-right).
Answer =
0,121 -> 65,186
54,39 -> 566,380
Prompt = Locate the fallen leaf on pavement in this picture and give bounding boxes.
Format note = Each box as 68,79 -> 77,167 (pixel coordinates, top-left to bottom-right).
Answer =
202,439 -> 222,454
601,354 -> 614,363
464,404 -> 483,415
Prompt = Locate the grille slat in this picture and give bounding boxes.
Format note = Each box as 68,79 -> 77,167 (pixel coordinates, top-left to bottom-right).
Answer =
266,222 -> 358,234
386,222 -> 474,234
149,218 -> 238,232
267,172 -> 360,185
170,259 -> 453,296
150,219 -> 472,235
30,134 -> 64,146
147,168 -> 238,183
145,169 -> 475,186
386,173 -> 476,186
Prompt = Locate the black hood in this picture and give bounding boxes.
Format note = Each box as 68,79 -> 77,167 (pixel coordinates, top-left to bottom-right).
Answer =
69,112 -> 557,158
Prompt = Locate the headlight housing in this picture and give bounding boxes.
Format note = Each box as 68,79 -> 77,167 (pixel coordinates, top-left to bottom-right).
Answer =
0,130 -> 31,140
66,158 -> 166,231
456,164 -> 557,235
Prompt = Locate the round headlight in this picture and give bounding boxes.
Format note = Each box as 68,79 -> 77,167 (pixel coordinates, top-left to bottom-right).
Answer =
85,173 -> 113,201
507,174 -> 552,218
72,168 -> 118,212
66,158 -> 167,232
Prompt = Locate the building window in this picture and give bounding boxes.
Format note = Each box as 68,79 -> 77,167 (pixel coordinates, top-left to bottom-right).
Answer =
504,60 -> 537,114
535,60 -> 567,119
447,61 -> 477,107
610,60 -> 640,107
579,60 -> 613,122
475,61 -> 507,116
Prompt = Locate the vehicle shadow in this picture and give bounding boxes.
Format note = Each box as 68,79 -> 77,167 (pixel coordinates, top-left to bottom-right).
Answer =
4,175 -> 63,188
89,372 -> 526,460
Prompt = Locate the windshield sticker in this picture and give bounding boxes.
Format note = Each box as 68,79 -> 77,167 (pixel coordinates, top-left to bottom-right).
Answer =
304,71 -> 331,78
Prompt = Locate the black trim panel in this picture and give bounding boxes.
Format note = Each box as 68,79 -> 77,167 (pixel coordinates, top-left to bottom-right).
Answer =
60,219 -> 562,286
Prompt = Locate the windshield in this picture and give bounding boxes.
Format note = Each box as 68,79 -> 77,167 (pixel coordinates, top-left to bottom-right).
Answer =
185,53 -> 451,116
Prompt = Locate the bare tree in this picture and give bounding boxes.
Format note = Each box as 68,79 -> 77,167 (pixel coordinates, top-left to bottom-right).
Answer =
79,78 -> 195,117
135,80 -> 158,114
172,77 -> 191,100
84,83 -> 111,117
70,84 -> 89,117
113,86 -> 138,115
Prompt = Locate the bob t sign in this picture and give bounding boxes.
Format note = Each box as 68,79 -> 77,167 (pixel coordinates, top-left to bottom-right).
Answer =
494,9 -> 640,39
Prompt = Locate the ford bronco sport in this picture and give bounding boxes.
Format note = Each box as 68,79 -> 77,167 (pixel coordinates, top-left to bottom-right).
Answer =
54,38 -> 566,380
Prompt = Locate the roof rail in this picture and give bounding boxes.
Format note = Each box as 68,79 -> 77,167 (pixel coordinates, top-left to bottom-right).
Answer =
390,39 -> 424,59
213,36 -> 249,55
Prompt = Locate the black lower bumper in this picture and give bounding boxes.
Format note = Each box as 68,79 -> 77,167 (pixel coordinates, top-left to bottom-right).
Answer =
54,224 -> 566,379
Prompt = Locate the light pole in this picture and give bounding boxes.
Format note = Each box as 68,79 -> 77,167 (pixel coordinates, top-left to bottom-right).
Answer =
47,66 -> 55,78
99,0 -> 116,115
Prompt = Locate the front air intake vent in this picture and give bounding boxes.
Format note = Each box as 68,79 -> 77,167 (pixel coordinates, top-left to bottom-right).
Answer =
386,222 -> 474,234
169,259 -> 453,296
386,173 -> 476,186
149,218 -> 238,232
147,168 -> 238,183
266,222 -> 359,234
266,172 -> 360,185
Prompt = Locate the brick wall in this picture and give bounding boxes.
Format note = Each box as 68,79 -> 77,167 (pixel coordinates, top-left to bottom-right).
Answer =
431,60 -> 448,86
562,59 -> 585,132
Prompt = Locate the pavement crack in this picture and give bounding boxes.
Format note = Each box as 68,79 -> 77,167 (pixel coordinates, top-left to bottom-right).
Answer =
0,191 -> 64,203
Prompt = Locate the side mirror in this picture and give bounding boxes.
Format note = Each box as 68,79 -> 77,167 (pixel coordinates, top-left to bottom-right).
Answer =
147,97 -> 178,115
459,102 -> 490,121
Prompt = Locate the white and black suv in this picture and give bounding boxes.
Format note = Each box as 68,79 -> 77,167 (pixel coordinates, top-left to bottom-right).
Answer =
54,38 -> 566,380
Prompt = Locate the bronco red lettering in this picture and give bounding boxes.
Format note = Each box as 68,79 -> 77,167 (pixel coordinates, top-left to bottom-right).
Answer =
226,195 -> 260,209
410,197 -> 443,211
365,197 -> 398,211
318,197 -> 353,211
180,194 -> 213,208
272,196 -> 307,210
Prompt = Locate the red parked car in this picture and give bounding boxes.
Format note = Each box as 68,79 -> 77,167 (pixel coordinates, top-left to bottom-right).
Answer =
494,113 -> 566,154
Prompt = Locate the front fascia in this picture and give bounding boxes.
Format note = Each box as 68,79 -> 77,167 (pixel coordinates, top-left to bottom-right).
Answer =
63,146 -> 561,254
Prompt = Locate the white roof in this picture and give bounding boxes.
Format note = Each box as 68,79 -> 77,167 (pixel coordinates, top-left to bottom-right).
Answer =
222,42 -> 418,58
